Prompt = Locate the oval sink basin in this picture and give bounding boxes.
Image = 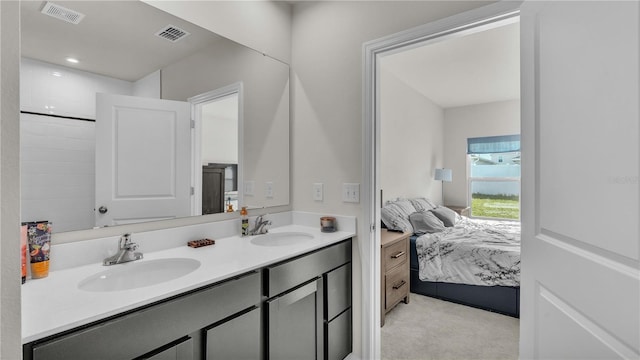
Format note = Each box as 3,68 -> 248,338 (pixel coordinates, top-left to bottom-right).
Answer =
78,258 -> 201,292
250,232 -> 314,246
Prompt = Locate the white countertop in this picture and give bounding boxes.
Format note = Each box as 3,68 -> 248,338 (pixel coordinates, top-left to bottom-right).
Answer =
22,225 -> 354,344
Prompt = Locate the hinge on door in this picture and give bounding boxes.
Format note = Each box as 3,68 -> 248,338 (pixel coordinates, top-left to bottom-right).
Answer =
370,223 -> 376,232
190,119 -> 195,129
191,187 -> 195,195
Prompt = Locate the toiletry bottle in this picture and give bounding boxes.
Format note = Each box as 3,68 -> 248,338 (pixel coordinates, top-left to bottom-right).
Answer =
240,207 -> 249,236
21,223 -> 27,284
226,197 -> 234,212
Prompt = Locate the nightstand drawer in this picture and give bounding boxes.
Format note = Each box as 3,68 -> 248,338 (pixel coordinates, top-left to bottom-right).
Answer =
385,263 -> 409,307
383,238 -> 408,271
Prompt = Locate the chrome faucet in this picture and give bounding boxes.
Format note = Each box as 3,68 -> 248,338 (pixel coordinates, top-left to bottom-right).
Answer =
103,233 -> 143,266
249,215 -> 272,235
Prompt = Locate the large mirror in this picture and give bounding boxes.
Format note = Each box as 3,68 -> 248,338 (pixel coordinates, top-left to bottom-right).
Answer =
19,1 -> 290,233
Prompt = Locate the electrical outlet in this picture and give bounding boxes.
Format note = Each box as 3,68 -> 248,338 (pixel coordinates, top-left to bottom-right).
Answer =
244,181 -> 255,196
265,182 -> 274,198
313,183 -> 323,201
342,183 -> 360,203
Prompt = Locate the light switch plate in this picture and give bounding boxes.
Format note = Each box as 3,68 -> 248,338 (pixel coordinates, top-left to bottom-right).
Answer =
313,183 -> 323,201
265,182 -> 274,198
342,183 -> 360,203
244,181 -> 254,196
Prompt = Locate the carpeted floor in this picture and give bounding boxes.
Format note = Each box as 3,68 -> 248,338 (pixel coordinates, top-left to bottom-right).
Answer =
381,293 -> 519,360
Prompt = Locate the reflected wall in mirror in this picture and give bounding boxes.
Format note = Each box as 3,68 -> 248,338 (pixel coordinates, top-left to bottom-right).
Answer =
19,1 -> 289,233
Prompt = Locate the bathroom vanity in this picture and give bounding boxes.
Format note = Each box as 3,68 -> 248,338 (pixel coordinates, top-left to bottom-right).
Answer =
264,239 -> 352,360
22,224 -> 353,360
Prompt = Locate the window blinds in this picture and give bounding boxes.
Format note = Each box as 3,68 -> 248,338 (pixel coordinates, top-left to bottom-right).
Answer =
467,134 -> 520,154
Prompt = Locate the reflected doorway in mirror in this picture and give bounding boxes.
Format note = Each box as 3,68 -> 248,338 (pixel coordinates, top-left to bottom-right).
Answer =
190,84 -> 243,216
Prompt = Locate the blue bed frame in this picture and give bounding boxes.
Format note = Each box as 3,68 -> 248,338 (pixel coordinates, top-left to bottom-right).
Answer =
409,235 -> 520,318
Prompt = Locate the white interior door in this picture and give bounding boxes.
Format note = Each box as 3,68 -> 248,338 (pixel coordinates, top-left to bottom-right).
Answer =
95,93 -> 191,227
520,1 -> 639,358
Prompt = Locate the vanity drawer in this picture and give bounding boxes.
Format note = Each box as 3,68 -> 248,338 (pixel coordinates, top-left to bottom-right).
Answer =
384,238 -> 408,272
326,308 -> 352,360
30,271 -> 261,360
385,264 -> 409,308
266,240 -> 351,297
325,263 -> 352,321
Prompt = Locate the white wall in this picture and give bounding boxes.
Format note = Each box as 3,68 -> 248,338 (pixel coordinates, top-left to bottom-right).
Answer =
380,68 -> 445,204
201,95 -> 238,165
443,99 -> 520,206
1,1 -> 22,358
291,2 -> 493,356
133,70 -> 161,99
21,114 -> 95,233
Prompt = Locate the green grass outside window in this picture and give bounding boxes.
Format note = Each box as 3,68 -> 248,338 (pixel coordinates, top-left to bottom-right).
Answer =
471,194 -> 519,220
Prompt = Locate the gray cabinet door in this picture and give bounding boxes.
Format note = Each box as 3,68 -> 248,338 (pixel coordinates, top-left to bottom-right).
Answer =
325,263 -> 351,321
326,309 -> 351,360
267,280 -> 321,360
206,308 -> 261,360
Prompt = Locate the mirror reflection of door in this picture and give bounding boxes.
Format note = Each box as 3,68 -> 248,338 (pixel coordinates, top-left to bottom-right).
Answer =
95,93 -> 192,227
199,93 -> 239,215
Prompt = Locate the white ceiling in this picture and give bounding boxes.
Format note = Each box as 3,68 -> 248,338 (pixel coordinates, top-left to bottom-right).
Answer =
20,1 -> 225,81
380,20 -> 520,109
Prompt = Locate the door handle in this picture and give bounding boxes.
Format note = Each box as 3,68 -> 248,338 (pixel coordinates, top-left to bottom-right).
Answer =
98,206 -> 108,214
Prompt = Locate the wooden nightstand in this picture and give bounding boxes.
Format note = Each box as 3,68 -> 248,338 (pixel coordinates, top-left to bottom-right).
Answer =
445,205 -> 470,217
380,228 -> 410,326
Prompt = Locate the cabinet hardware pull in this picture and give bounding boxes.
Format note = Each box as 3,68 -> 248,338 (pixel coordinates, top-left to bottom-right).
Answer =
391,251 -> 405,259
392,280 -> 406,289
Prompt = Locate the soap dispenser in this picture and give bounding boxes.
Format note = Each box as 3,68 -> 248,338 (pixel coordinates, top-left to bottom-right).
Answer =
240,206 -> 249,236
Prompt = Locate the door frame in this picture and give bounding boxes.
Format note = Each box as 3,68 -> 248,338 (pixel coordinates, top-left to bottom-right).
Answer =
189,82 -> 244,216
361,2 -> 522,358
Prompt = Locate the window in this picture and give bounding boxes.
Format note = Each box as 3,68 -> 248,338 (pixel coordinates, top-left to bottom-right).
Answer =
467,135 -> 520,220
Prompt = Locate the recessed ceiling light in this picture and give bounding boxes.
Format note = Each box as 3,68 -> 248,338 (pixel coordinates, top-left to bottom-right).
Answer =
66,57 -> 79,64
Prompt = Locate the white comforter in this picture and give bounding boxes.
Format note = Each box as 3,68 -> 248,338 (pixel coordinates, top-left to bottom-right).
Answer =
415,216 -> 521,287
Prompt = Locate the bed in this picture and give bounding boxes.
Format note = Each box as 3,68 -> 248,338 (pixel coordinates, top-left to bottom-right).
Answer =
381,198 -> 521,317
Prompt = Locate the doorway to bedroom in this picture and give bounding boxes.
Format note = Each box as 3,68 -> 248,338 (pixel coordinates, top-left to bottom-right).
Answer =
376,14 -> 521,359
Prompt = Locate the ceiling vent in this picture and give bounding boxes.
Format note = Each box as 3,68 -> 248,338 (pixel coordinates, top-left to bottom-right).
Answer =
155,25 -> 191,43
41,2 -> 85,25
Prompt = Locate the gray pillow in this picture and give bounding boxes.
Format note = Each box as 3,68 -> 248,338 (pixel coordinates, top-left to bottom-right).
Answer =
409,211 -> 445,234
409,197 -> 437,212
381,199 -> 417,233
430,206 -> 458,227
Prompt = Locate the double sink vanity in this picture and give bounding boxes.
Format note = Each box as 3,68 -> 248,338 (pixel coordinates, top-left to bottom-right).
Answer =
22,216 -> 355,360
19,2 -> 348,358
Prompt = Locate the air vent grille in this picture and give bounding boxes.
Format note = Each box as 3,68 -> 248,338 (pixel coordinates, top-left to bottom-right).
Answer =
155,25 -> 190,43
41,2 -> 85,25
